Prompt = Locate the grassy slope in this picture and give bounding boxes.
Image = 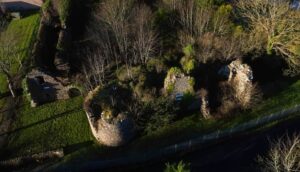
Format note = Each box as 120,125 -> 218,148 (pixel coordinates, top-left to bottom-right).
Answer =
0,14 -> 40,126
0,14 -> 40,93
59,80 -> 300,164
5,96 -> 93,158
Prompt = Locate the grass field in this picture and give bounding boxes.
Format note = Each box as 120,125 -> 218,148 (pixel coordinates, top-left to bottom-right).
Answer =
5,96 -> 93,158
0,14 -> 40,93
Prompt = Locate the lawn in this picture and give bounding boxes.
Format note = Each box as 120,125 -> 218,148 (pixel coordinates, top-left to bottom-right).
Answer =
0,13 -> 40,93
5,96 -> 93,158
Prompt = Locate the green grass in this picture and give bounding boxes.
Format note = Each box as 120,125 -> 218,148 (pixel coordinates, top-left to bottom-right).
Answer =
58,0 -> 72,25
0,14 -> 40,93
5,96 -> 93,158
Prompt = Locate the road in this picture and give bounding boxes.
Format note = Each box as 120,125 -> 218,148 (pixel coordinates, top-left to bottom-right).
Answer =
116,115 -> 300,172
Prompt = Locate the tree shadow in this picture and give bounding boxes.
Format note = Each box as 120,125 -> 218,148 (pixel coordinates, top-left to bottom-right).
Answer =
0,107 -> 81,136
63,141 -> 94,155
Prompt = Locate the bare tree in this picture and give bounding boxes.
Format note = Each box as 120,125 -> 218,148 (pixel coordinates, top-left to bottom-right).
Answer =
166,0 -> 241,63
132,4 -> 157,65
86,0 -> 157,82
169,0 -> 212,43
195,32 -> 242,63
257,133 -> 300,172
236,0 -> 300,75
0,20 -> 21,97
82,48 -> 109,91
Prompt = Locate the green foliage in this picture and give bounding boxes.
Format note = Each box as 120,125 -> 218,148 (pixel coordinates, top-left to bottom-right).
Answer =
233,25 -> 244,37
0,74 -> 7,93
21,78 -> 31,102
216,4 -> 232,17
144,98 -> 178,134
188,77 -> 195,88
42,0 -> 51,12
181,44 -> 197,74
58,0 -> 72,26
290,45 -> 300,56
165,67 -> 183,94
166,83 -> 175,94
146,58 -> 167,73
197,0 -> 225,7
164,161 -> 190,172
167,67 -> 182,77
183,44 -> 195,58
181,57 -> 196,74
212,4 -> 234,34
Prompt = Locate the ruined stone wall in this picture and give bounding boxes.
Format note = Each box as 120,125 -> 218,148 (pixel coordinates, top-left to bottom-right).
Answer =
84,87 -> 135,147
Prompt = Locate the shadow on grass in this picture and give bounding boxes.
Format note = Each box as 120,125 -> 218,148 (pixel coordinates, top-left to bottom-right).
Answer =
0,107 -> 82,136
63,141 -> 94,155
0,101 -> 30,114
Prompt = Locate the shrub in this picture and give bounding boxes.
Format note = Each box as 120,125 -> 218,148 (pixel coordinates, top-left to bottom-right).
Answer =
167,67 -> 182,77
164,161 -> 190,172
58,0 -> 72,26
143,98 -> 179,134
181,57 -> 196,74
183,44 -> 195,57
164,67 -> 183,94
146,58 -> 167,73
166,83 -> 175,94
42,0 -> 51,12
188,77 -> 195,87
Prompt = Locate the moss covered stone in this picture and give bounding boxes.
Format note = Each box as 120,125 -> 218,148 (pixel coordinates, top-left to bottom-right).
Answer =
164,67 -> 195,98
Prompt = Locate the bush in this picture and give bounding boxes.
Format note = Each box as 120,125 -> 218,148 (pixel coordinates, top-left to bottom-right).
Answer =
116,66 -> 143,83
183,44 -> 195,58
58,0 -> 72,26
167,67 -> 182,77
143,98 -> 179,134
146,58 -> 167,73
166,83 -> 175,94
181,57 -> 196,74
164,67 -> 183,94
164,161 -> 190,172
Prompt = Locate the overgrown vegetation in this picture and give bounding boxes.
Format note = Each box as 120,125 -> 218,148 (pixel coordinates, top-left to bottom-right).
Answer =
79,0 -> 300,145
